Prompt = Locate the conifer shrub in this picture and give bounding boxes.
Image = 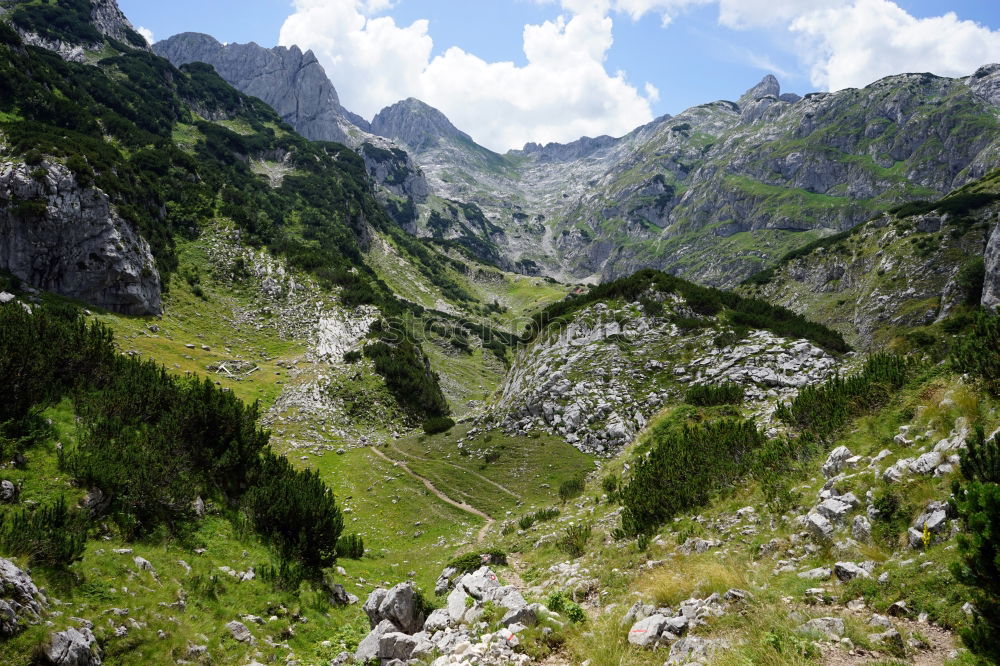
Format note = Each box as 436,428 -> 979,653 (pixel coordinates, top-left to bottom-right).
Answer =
951,427 -> 1000,663
951,310 -> 1000,397
620,419 -> 767,536
558,524 -> 592,558
422,416 -> 456,435
336,533 -> 365,559
684,382 -> 744,407
558,477 -> 585,502
0,496 -> 86,569
776,353 -> 912,440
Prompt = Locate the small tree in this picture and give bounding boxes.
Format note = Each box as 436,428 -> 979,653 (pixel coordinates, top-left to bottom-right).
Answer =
951,427 -> 1000,663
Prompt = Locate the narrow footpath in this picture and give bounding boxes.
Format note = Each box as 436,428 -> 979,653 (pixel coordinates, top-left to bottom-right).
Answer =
370,446 -> 495,543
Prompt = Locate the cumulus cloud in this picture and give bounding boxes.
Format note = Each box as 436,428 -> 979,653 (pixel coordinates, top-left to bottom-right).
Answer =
789,0 -> 1000,91
136,25 -> 154,45
613,0 -> 1000,90
279,0 -> 657,151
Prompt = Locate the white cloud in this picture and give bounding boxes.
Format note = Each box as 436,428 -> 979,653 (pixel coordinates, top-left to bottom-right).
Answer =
136,25 -> 155,45
279,0 -> 656,151
608,0 -> 1000,90
789,0 -> 1000,91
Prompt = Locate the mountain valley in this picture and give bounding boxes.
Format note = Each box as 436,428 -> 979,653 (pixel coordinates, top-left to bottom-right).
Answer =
0,2 -> 999,666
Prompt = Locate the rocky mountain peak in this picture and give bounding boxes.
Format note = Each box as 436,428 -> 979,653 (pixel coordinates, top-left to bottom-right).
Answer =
738,74 -> 781,108
154,32 -> 371,143
370,98 -> 473,154
90,0 -> 144,47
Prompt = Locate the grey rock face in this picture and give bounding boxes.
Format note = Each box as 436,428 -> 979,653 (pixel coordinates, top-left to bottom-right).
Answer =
90,0 -> 145,47
969,63 -> 1000,106
154,33 -> 363,144
666,636 -> 730,664
984,223 -> 1000,311
371,98 -> 475,154
44,626 -> 102,666
0,161 -> 161,315
0,558 -> 47,637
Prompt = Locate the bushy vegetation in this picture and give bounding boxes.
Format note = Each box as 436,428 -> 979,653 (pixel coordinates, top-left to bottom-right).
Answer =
558,476 -> 585,502
951,309 -> 1000,397
776,353 -> 913,440
0,303 -> 343,571
620,419 -> 767,536
445,549 -> 507,576
422,416 -> 456,435
684,382 -> 744,407
364,340 -> 449,422
951,427 -> 1000,663
0,497 -> 86,569
525,269 -> 848,353
336,533 -> 365,559
558,524 -> 592,558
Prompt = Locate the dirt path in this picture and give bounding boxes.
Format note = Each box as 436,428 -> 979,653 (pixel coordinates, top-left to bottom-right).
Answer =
370,446 -> 495,543
387,442 -> 519,499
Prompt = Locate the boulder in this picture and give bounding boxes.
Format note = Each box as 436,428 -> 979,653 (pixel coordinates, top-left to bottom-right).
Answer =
44,627 -> 102,666
379,632 -> 419,661
834,562 -> 870,582
797,567 -> 832,580
459,566 -> 501,600
423,608 -> 453,632
870,628 -> 906,654
446,586 -> 469,624
133,557 -> 155,574
0,557 -> 47,636
815,498 -> 853,523
822,446 -> 854,478
225,620 -> 254,643
500,606 -> 537,628
806,513 -> 834,542
627,614 -> 676,648
800,617 -> 845,639
665,636 -> 730,664
365,582 -> 426,634
434,565 -> 459,596
852,515 -> 872,543
355,619 -> 396,663
0,479 -> 17,503
328,584 -> 358,607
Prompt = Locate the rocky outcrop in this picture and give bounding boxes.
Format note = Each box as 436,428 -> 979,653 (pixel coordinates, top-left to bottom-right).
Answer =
44,626 -> 103,665
0,558 -> 47,637
0,161 -> 161,315
487,296 -> 838,455
89,0 -> 145,47
12,0 -> 148,62
984,222 -> 1000,311
154,33 -> 364,144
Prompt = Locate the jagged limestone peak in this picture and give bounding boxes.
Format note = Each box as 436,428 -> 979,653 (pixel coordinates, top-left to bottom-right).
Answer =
738,73 -> 781,108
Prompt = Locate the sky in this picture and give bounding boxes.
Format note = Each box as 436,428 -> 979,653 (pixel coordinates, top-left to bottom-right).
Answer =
120,0 -> 1000,152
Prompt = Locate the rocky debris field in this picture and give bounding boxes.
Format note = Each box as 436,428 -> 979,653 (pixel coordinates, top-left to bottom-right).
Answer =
486,297 -> 839,454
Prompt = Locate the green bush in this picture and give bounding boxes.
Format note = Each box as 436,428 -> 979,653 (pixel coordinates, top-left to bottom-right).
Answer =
445,549 -> 507,575
422,416 -> 456,435
957,258 -> 986,306
558,477 -> 585,503
336,533 -> 365,559
951,427 -> 1000,663
558,524 -> 591,558
776,353 -> 912,440
518,515 -> 535,530
951,310 -> 1000,397
365,340 -> 450,422
620,419 -> 767,536
0,496 -> 86,569
684,382 -> 744,407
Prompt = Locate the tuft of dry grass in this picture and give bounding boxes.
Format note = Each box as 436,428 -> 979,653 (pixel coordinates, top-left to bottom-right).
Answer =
638,554 -> 751,607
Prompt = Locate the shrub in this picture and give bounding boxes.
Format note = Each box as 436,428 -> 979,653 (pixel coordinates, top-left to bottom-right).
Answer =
620,419 -> 767,536
534,507 -> 560,522
776,353 -> 912,440
558,477 -> 585,502
336,533 -> 365,559
422,416 -> 456,435
342,350 -> 362,364
558,524 -> 592,558
0,496 -> 86,568
518,515 -> 535,530
957,258 -> 986,306
684,382 -> 744,407
951,427 -> 1000,663
951,310 -> 1000,397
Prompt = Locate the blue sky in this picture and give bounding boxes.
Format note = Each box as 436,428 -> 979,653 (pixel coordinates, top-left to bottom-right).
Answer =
120,0 -> 1000,151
